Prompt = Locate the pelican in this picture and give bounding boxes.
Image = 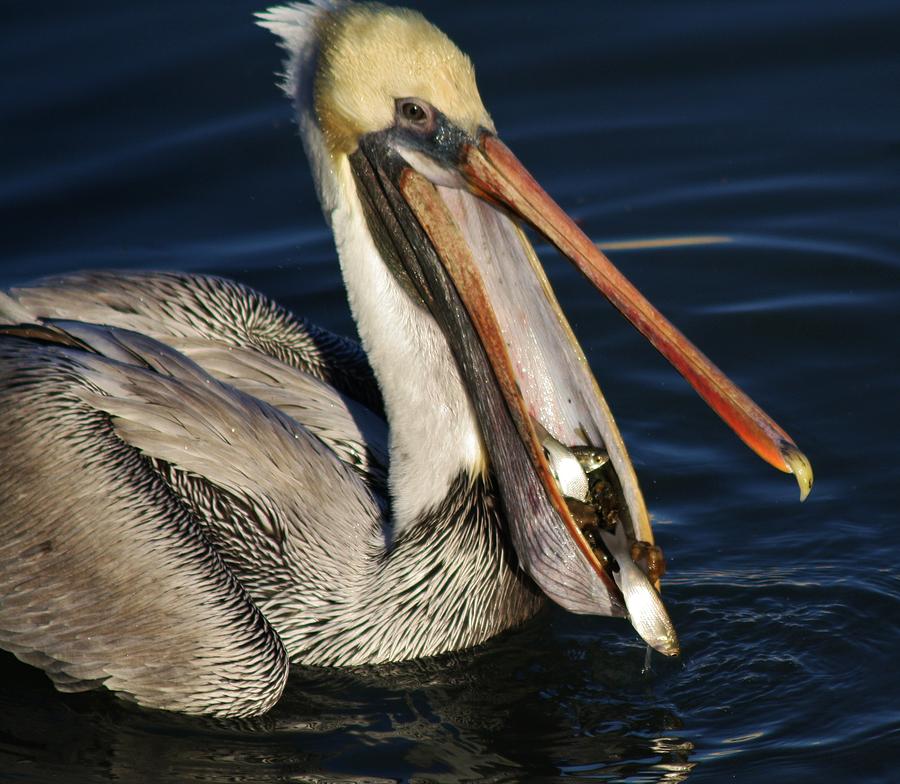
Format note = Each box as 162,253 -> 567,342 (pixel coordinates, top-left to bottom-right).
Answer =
0,1 -> 812,718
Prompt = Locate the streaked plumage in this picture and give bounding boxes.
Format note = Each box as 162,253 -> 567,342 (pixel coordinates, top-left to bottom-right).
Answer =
0,270 -> 541,716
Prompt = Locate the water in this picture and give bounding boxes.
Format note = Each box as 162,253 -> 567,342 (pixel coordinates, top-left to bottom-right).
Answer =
1,1 -> 898,781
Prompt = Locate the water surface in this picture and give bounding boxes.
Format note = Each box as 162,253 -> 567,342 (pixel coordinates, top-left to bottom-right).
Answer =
2,1 -> 898,782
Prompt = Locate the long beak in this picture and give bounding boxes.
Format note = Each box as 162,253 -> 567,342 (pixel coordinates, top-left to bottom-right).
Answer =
394,162 -> 680,654
459,133 -> 813,501
352,126 -> 810,656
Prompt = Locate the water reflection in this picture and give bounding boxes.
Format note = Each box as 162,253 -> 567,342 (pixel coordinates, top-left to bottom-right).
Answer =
0,619 -> 696,783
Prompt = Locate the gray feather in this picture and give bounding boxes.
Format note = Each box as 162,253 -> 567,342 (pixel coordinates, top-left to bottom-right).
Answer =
6,270 -> 383,413
0,337 -> 288,717
0,272 -> 543,717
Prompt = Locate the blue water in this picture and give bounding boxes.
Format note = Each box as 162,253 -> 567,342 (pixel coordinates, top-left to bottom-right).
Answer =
2,1 -> 898,781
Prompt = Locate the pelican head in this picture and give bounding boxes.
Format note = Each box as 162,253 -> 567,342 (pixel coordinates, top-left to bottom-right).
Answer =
313,5 -> 491,155
259,1 -> 812,655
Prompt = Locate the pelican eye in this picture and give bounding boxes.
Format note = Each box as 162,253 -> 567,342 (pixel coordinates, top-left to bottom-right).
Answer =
397,99 -> 430,126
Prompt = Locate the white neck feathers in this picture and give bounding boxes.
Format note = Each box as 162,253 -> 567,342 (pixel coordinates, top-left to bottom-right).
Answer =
260,3 -> 485,534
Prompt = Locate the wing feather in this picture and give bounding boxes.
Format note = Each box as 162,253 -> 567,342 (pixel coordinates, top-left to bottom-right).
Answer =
0,274 -> 391,709
0,337 -> 289,717
2,270 -> 383,413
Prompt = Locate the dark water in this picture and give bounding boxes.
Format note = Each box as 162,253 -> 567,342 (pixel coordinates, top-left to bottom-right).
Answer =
2,1 -> 898,781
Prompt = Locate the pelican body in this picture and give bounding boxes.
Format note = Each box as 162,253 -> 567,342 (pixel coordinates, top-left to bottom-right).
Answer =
0,1 -> 811,717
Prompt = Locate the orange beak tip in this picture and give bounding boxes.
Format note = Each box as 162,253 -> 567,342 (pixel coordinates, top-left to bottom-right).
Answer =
780,442 -> 814,501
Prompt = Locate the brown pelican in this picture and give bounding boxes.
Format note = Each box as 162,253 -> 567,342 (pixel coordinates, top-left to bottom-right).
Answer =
0,1 -> 813,718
